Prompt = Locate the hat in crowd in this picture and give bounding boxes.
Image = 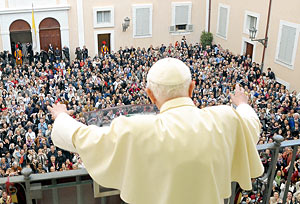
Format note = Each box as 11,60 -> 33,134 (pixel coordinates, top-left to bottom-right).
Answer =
147,58 -> 191,86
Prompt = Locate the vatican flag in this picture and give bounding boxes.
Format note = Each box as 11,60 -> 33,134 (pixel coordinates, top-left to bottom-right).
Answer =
32,4 -> 37,50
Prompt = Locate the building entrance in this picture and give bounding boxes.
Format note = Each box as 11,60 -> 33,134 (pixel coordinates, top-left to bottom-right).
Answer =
245,42 -> 254,59
98,33 -> 111,55
39,18 -> 61,51
9,20 -> 32,55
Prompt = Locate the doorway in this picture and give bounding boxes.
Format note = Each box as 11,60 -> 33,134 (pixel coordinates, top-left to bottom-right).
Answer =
39,18 -> 61,51
245,42 -> 253,59
98,33 -> 111,54
9,20 -> 32,55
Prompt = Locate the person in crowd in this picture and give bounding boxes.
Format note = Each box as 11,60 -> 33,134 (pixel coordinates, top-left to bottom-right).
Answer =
270,191 -> 283,204
267,67 -> 276,80
82,45 -> 88,61
62,46 -> 70,61
0,191 -> 11,204
100,41 -> 109,55
56,149 -> 66,169
54,47 -> 61,61
48,155 -> 58,172
48,44 -> 54,62
75,47 -> 82,60
14,48 -> 22,66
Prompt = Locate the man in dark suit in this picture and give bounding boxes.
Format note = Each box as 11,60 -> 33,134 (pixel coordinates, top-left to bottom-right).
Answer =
267,67 -> 276,80
54,47 -> 61,61
48,155 -> 58,172
56,149 -> 66,169
82,46 -> 88,61
62,46 -> 70,61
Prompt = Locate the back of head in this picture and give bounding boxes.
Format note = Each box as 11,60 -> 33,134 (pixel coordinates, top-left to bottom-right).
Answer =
147,58 -> 191,102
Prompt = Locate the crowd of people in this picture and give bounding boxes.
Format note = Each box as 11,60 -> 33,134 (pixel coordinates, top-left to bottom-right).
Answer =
0,36 -> 299,203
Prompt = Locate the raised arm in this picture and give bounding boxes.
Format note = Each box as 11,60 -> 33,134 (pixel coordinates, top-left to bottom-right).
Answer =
48,103 -> 86,152
230,84 -> 260,142
48,103 -> 129,190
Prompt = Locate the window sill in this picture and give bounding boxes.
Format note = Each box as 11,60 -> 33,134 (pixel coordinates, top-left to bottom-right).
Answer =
216,33 -> 227,40
133,34 -> 152,39
274,59 -> 294,70
93,23 -> 114,28
170,31 -> 191,35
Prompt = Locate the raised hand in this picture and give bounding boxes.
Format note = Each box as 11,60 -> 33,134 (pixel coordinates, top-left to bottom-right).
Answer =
47,103 -> 73,120
229,84 -> 248,107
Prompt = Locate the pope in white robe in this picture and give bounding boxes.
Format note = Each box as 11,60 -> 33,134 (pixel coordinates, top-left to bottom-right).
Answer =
48,58 -> 264,204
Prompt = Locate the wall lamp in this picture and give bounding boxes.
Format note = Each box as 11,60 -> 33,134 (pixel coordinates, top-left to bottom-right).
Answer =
122,17 -> 130,32
249,27 -> 268,48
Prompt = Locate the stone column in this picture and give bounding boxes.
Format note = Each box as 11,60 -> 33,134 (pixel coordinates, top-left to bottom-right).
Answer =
1,30 -> 11,51
0,0 -> 5,9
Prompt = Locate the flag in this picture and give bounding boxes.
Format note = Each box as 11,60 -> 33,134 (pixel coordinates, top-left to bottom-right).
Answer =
32,4 -> 37,50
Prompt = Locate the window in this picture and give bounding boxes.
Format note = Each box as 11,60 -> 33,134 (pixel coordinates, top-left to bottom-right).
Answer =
243,11 -> 260,35
171,2 -> 192,33
275,21 -> 299,69
133,4 -> 152,38
175,5 -> 189,30
216,4 -> 230,39
248,16 -> 257,29
97,11 -> 111,24
93,7 -> 114,28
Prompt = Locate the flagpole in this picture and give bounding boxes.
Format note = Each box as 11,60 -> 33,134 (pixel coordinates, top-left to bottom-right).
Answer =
32,3 -> 37,52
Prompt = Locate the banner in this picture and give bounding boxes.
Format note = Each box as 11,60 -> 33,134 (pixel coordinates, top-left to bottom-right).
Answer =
83,104 -> 159,127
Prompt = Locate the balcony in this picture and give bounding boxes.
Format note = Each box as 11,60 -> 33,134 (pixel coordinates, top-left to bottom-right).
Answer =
0,137 -> 298,204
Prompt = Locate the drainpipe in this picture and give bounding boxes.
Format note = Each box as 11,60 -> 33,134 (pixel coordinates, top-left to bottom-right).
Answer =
208,0 -> 211,32
260,0 -> 272,72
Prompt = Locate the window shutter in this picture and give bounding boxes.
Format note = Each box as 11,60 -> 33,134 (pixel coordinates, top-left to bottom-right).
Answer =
175,5 -> 189,25
278,25 -> 296,65
135,7 -> 150,36
218,7 -> 228,37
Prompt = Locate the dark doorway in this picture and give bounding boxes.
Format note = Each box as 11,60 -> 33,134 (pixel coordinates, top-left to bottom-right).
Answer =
98,33 -> 111,54
245,42 -> 253,59
39,18 -> 61,51
9,20 -> 32,54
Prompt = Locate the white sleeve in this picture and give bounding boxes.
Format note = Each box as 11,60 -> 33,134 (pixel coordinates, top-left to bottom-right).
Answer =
51,112 -> 84,153
236,104 -> 258,120
236,103 -> 261,142
51,112 -> 110,153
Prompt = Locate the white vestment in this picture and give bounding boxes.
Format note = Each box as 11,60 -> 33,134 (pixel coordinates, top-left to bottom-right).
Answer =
51,97 -> 264,204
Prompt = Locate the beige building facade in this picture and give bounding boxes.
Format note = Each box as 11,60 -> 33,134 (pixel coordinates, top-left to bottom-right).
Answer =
0,0 -> 206,57
0,0 -> 299,91
210,0 -> 300,91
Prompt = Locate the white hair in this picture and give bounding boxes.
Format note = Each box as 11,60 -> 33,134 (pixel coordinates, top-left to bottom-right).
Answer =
147,79 -> 191,102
